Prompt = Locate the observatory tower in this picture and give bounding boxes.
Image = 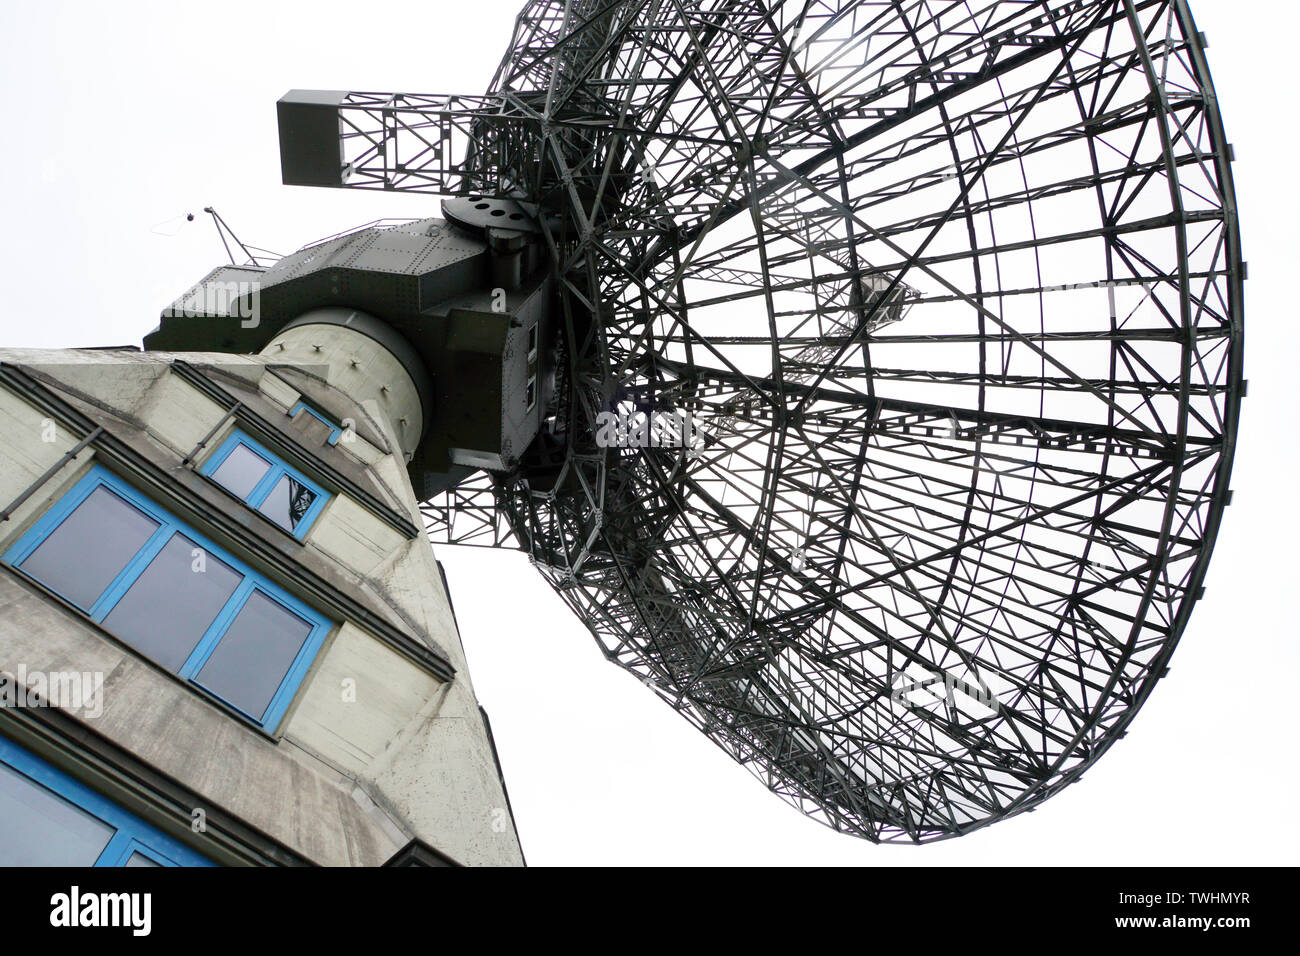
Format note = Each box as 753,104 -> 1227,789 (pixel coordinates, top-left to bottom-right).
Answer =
0,263 -> 527,864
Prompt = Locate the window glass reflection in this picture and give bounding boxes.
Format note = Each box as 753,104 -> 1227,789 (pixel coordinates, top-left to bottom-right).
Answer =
103,533 -> 243,670
196,590 -> 313,719
19,486 -> 160,610
257,475 -> 318,532
210,443 -> 271,500
0,762 -> 115,866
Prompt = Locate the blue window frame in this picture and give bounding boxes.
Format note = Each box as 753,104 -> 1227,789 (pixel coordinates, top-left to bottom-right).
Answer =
200,429 -> 330,539
3,466 -> 334,730
289,400 -> 345,445
0,736 -> 213,866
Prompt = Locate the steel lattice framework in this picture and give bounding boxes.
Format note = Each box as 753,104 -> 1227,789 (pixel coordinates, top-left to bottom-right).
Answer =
295,0 -> 1243,842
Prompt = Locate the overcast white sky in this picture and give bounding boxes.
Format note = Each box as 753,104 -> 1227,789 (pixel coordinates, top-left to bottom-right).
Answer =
1,0 -> 1296,866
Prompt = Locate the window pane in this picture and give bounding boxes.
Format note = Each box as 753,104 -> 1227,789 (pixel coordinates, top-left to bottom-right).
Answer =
19,485 -> 160,610
195,590 -> 313,720
210,443 -> 270,501
125,851 -> 162,867
102,533 -> 243,671
0,762 -> 116,866
257,474 -> 318,532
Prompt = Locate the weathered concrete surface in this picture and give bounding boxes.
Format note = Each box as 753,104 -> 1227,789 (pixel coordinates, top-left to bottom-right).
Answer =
0,572 -> 401,866
0,347 -> 524,866
262,323 -> 426,461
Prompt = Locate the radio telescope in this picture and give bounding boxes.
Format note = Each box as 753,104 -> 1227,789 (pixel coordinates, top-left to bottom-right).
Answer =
255,0 -> 1243,843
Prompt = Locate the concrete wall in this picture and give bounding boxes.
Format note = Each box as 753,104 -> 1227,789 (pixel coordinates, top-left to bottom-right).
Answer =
0,347 -> 523,866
